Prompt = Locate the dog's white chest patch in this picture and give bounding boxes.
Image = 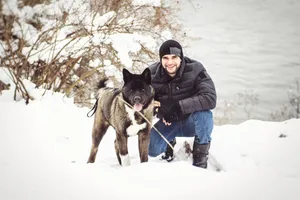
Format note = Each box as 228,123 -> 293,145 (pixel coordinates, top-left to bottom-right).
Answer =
125,105 -> 147,137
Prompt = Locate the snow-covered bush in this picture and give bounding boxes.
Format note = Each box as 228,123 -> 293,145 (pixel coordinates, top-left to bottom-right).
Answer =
270,79 -> 300,121
0,0 -> 181,106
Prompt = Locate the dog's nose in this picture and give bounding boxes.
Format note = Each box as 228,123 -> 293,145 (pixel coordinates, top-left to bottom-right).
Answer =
134,96 -> 141,102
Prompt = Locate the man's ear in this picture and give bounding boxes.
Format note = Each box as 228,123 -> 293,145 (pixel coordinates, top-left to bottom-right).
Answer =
123,68 -> 132,84
142,68 -> 151,85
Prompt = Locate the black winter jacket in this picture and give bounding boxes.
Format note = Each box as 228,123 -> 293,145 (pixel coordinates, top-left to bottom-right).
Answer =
149,57 -> 217,120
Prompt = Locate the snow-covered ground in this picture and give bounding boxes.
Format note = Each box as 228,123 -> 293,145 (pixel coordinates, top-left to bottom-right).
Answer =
1,76 -> 300,200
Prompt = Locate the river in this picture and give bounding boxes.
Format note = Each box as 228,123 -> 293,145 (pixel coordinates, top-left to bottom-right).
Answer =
178,0 -> 300,123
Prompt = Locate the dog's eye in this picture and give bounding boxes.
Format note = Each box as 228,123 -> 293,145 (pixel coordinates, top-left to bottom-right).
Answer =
130,89 -> 133,92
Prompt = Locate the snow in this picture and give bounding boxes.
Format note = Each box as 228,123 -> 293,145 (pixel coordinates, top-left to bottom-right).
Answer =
1,71 -> 300,199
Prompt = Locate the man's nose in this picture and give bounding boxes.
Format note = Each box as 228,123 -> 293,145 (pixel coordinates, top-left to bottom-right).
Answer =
166,59 -> 173,65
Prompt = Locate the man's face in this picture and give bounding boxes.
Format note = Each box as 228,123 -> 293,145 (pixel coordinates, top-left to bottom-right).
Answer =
161,54 -> 182,77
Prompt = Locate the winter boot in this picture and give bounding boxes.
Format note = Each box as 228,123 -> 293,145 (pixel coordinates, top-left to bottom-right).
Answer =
192,142 -> 210,169
161,138 -> 176,162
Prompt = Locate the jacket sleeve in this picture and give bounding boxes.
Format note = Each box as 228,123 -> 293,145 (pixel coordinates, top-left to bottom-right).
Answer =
179,70 -> 217,114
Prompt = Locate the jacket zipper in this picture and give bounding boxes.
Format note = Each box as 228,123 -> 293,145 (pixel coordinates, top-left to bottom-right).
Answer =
168,83 -> 172,100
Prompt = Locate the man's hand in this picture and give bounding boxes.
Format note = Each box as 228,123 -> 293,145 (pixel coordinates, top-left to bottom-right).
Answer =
163,118 -> 172,126
154,101 -> 172,126
163,102 -> 181,124
153,101 -> 160,115
154,100 -> 161,108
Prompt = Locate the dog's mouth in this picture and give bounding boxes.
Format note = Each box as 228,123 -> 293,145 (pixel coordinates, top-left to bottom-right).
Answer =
133,103 -> 143,112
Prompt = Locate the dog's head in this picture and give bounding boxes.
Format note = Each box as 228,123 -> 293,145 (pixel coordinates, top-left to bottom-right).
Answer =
122,68 -> 154,112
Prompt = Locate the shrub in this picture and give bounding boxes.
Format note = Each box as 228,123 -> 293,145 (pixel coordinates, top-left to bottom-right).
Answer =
0,0 -> 182,106
270,79 -> 300,121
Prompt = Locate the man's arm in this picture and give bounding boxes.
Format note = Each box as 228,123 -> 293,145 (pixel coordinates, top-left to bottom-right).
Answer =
179,71 -> 217,114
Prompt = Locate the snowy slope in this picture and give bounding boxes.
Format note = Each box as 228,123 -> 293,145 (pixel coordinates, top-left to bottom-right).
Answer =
0,80 -> 299,200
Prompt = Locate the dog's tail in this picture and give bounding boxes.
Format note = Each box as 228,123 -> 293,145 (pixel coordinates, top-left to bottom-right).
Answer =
88,78 -> 109,118
97,77 -> 109,89
93,77 -> 109,99
94,77 -> 119,99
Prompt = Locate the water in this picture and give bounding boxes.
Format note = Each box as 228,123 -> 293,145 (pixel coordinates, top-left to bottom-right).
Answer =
178,0 -> 300,123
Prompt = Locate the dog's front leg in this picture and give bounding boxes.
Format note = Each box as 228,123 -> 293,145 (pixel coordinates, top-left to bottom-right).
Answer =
138,130 -> 150,163
115,133 -> 130,166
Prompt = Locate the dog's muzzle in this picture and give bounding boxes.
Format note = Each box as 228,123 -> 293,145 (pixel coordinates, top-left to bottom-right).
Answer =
133,96 -> 143,112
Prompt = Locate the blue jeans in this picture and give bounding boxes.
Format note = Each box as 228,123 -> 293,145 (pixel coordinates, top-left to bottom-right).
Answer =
148,110 -> 213,157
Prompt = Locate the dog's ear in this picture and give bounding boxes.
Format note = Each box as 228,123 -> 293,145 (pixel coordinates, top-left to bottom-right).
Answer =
123,68 -> 132,84
142,68 -> 151,85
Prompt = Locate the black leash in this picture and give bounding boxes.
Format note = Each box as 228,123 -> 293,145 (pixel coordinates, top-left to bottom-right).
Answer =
87,99 -> 98,117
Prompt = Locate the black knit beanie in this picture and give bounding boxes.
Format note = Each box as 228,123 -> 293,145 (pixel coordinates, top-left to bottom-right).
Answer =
159,40 -> 183,60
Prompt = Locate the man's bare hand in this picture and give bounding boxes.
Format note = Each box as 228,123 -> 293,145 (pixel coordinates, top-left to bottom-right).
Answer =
163,118 -> 171,126
153,101 -> 160,114
154,101 -> 161,107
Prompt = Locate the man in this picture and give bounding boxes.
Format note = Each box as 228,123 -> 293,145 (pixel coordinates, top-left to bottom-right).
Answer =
148,39 -> 216,168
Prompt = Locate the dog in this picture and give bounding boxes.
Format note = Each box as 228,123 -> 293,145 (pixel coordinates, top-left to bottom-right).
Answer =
87,68 -> 154,166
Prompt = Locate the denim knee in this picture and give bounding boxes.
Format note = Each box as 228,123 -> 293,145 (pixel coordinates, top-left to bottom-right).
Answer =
191,110 -> 213,120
